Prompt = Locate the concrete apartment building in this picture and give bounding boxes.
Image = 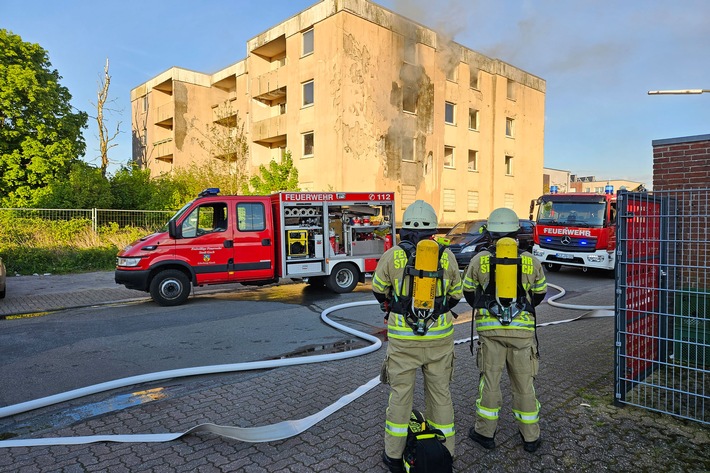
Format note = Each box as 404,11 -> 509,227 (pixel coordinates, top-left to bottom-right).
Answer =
569,177 -> 644,193
130,0 -> 545,226
543,168 -> 572,194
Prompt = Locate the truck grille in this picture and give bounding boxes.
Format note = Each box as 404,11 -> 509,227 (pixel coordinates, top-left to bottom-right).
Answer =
539,236 -> 598,253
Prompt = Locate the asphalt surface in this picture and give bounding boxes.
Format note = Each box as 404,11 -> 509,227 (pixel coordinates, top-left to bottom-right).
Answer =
0,272 -> 709,472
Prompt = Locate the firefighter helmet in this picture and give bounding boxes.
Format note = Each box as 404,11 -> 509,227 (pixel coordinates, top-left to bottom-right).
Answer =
402,200 -> 438,229
487,208 -> 520,235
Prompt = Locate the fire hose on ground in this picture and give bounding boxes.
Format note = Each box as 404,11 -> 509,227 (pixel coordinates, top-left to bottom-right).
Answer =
0,284 -> 613,448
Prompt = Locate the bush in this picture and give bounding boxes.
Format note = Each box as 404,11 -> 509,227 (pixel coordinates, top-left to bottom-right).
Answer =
0,217 -> 148,275
1,246 -> 117,275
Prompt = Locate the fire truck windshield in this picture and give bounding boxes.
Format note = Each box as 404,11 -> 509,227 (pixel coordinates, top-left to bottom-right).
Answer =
537,200 -> 606,227
159,201 -> 194,233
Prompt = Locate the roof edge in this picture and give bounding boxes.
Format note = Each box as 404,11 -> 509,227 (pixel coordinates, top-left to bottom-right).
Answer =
652,134 -> 710,146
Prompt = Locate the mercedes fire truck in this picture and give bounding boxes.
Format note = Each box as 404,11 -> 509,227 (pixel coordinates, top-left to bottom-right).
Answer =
116,189 -> 396,306
529,185 -> 617,273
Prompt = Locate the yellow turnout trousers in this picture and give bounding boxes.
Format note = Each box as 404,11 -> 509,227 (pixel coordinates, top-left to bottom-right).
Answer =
475,331 -> 540,442
381,336 -> 455,458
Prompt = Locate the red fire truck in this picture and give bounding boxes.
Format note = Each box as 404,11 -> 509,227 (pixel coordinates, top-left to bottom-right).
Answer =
529,186 -> 617,273
115,189 -> 396,305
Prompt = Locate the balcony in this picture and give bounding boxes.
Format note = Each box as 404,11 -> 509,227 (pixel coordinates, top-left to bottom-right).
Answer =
212,106 -> 239,126
251,114 -> 287,144
155,103 -> 174,128
211,89 -> 238,109
152,138 -> 174,162
251,68 -> 288,103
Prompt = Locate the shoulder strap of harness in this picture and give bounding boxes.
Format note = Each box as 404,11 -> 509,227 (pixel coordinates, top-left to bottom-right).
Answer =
390,241 -> 449,333
475,249 -> 535,315
403,243 -> 446,280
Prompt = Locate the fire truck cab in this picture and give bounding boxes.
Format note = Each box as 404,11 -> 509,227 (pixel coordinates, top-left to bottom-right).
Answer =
530,185 -> 617,273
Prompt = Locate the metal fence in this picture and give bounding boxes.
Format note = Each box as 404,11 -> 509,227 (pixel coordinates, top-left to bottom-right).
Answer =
615,189 -> 709,424
0,208 -> 174,232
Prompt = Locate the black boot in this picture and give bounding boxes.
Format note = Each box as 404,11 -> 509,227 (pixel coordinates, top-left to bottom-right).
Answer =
468,427 -> 496,449
382,451 -> 404,473
520,433 -> 541,453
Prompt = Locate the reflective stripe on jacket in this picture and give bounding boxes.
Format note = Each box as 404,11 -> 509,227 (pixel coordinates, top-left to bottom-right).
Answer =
462,250 -> 546,332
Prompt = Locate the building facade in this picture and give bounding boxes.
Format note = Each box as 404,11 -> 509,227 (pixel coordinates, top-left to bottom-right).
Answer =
569,177 -> 644,193
543,167 -> 572,194
131,0 -> 546,226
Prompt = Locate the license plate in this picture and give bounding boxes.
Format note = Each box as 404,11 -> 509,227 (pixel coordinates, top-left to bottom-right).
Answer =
555,253 -> 574,260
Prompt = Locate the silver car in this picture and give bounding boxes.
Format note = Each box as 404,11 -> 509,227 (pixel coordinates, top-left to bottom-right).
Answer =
0,256 -> 6,299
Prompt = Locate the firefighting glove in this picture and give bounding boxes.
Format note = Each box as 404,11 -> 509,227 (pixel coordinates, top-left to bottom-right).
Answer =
447,297 -> 460,318
379,300 -> 391,323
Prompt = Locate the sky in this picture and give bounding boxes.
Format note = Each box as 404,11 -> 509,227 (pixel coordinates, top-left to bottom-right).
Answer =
3,0 -> 710,188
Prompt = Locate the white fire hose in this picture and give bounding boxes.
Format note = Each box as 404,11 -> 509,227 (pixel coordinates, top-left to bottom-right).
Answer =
0,284 -> 613,448
541,283 -> 615,325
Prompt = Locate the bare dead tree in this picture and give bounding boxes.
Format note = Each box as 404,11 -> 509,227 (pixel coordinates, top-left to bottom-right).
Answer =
93,58 -> 121,177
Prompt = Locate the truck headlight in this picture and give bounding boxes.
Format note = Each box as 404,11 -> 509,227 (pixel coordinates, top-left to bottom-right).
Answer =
587,255 -> 605,262
461,245 -> 478,254
533,248 -> 544,257
117,257 -> 142,267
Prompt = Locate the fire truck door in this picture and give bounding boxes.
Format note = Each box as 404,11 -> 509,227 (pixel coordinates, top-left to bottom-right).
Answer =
175,202 -> 234,285
231,199 -> 275,281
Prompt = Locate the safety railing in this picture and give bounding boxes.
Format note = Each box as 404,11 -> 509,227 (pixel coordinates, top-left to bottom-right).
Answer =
0,208 -> 174,233
615,188 -> 709,425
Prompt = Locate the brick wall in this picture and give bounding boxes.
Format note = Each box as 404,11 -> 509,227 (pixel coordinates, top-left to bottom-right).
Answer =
652,134 -> 710,292
653,134 -> 710,190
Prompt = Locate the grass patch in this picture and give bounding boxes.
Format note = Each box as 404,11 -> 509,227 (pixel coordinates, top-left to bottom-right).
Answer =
0,216 -> 148,275
576,386 -> 614,407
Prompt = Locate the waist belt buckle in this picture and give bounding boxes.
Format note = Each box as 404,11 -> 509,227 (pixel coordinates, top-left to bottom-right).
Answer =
415,318 -> 427,335
500,306 -> 512,325
412,308 -> 431,335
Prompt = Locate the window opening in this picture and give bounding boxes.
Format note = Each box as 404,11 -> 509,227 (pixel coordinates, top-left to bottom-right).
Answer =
303,80 -> 314,107
445,102 -> 455,125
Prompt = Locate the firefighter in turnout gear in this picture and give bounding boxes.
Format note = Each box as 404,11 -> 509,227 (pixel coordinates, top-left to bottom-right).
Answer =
463,208 -> 547,453
372,200 -> 463,472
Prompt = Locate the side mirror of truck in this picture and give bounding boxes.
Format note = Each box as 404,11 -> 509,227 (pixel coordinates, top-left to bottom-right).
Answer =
168,219 -> 178,239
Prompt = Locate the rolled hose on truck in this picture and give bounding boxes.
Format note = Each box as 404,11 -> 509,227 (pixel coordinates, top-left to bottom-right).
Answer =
0,285 -> 613,448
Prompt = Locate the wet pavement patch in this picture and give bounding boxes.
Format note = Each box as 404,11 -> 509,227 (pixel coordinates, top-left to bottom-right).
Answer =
1,311 -> 53,321
0,387 -> 173,439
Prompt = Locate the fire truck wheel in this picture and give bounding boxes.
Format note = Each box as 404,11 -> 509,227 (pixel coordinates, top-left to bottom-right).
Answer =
326,263 -> 359,293
544,263 -> 561,272
150,269 -> 191,306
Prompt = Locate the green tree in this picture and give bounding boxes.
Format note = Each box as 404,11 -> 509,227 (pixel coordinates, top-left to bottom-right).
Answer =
109,162 -> 192,211
150,169 -> 201,210
0,29 -> 88,207
109,162 -> 156,209
35,161 -> 113,209
244,150 -> 300,195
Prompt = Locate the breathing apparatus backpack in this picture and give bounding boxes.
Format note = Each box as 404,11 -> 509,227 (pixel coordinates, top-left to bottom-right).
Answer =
402,409 -> 453,473
469,237 -> 541,355
389,239 -> 450,335
474,237 -> 536,324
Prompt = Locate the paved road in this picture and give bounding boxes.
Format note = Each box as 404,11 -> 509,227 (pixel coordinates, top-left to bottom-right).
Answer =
0,270 -> 708,472
0,283 -> 377,406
